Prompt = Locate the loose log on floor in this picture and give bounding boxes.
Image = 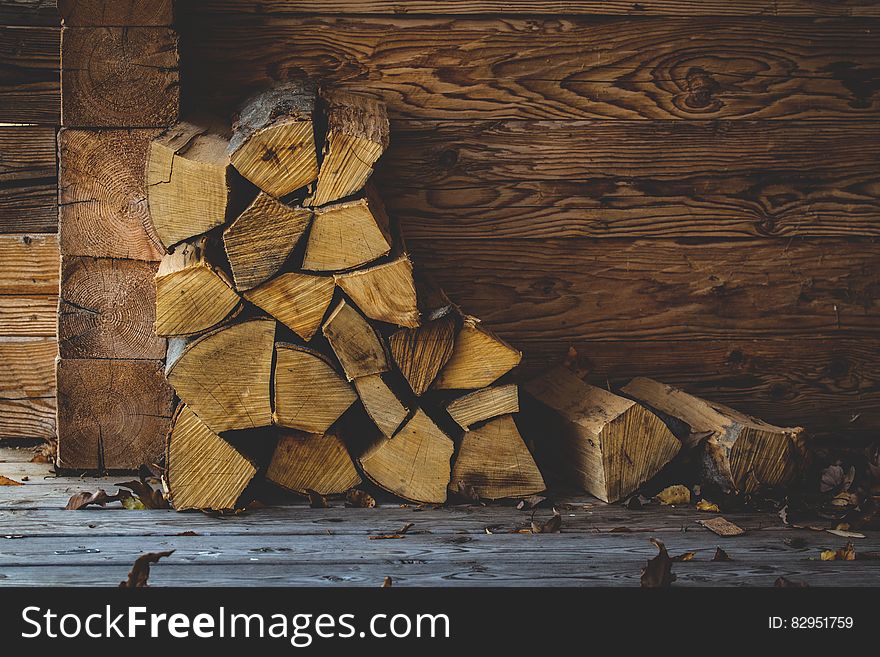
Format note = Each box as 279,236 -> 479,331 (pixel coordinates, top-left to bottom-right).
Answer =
433,316 -> 521,390
228,82 -> 318,198
446,383 -> 519,431
266,429 -> 361,496
525,366 -> 680,503
449,414 -> 544,500
165,404 -> 257,511
311,90 -> 389,207
243,272 -> 335,341
303,185 -> 393,271
166,318 -> 275,433
273,343 -> 357,433
389,313 -> 456,395
154,236 -> 241,336
358,409 -> 454,504
222,192 -> 311,290
335,256 -> 419,328
353,374 -> 409,438
621,377 -> 804,494
322,299 -> 390,380
147,120 -> 236,248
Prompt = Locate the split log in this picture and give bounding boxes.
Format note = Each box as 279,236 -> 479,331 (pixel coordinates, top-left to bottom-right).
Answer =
303,185 -> 392,271
415,271 -> 455,322
621,377 -> 804,494
433,316 -> 521,390
322,299 -> 390,380
154,236 -> 241,336
266,429 -> 361,496
222,192 -> 311,290
525,366 -> 680,503
449,414 -> 544,500
358,409 -> 454,504
335,256 -> 419,328
165,404 -> 257,511
228,82 -> 319,198
353,374 -> 410,438
166,318 -> 275,433
147,120 -> 236,248
446,383 -> 519,431
311,90 -> 389,207
389,313 -> 457,395
243,272 -> 335,341
273,343 -> 357,433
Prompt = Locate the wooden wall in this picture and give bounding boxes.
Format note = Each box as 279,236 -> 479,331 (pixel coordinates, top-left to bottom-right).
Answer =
178,0 -> 880,442
0,1 -> 59,440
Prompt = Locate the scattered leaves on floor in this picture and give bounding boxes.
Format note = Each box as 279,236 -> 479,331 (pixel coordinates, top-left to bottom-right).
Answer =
672,551 -> 695,562
655,485 -> 690,506
30,441 -> 56,463
448,481 -> 482,504
65,489 -> 128,510
176,531 -> 199,536
698,516 -> 745,537
0,476 -> 23,486
346,489 -> 377,508
819,542 -> 856,561
516,495 -> 546,510
369,534 -> 405,540
641,538 -> 675,588
696,500 -> 721,512
398,522 -> 414,535
774,576 -> 808,588
306,489 -> 329,508
119,550 -> 175,588
121,496 -> 146,510
826,528 -> 865,539
820,464 -> 855,494
530,509 -> 562,534
115,474 -> 169,509
713,547 -> 732,561
382,577 -> 392,588
623,494 -> 651,510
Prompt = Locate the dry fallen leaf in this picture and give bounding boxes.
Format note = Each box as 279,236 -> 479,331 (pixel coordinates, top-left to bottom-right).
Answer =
369,534 -> 405,540
531,510 -> 562,534
713,547 -> 732,561
176,531 -> 199,536
449,481 -> 482,504
65,489 -> 128,510
122,496 -> 146,510
826,528 -> 866,539
696,500 -> 721,512
306,489 -> 329,509
382,576 -> 392,588
115,476 -> 169,509
345,489 -> 377,508
820,542 -> 856,561
641,538 -> 675,588
672,551 -> 695,562
119,550 -> 175,588
516,495 -> 547,510
0,476 -> 23,486
398,522 -> 414,535
774,576 -> 808,588
698,516 -> 745,537
31,441 -> 56,463
655,485 -> 690,506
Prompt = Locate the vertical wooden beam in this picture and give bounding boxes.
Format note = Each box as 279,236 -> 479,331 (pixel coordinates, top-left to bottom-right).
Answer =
57,0 -> 177,469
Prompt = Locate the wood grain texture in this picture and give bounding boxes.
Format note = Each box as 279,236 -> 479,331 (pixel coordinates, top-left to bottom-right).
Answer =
56,358 -> 173,470
59,129 -> 164,260
58,0 -> 172,26
0,296 -> 56,336
0,234 -> 58,294
0,1 -> 59,26
0,338 -> 55,401
180,15 -> 880,120
409,238 -> 880,342
61,26 -> 178,127
378,119 -> 880,240
0,396 -> 55,440
187,1 -> 880,18
518,338 -> 880,437
58,256 -> 164,359
0,126 -> 57,234
0,26 -> 59,124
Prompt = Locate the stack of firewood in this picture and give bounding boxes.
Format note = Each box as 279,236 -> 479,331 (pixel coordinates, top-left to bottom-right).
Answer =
146,83 -> 545,510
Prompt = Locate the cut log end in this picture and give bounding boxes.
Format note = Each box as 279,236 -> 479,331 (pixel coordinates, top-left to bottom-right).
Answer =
335,256 -> 419,328
353,374 -> 410,438
433,316 -> 521,390
303,192 -> 392,272
322,299 -> 390,380
450,415 -> 545,500
389,314 -> 457,396
266,429 -> 361,496
273,342 -> 357,434
243,272 -> 334,341
446,383 -> 519,431
165,405 -> 257,511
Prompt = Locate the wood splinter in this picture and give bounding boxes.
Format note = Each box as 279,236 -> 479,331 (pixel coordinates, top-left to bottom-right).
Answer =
621,377 -> 805,494
525,366 -> 680,503
165,404 -> 257,511
266,429 -> 361,496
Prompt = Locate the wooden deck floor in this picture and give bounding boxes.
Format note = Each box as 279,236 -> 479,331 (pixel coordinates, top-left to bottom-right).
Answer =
1,447 -> 878,587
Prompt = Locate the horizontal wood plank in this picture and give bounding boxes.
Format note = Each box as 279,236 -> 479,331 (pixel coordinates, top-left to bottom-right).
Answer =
0,126 -> 57,234
378,120 -> 880,239
58,0 -> 172,26
0,396 -> 54,440
0,297 -> 56,336
0,234 -> 58,294
0,338 -> 55,400
181,15 -> 880,120
186,1 -> 880,17
0,26 -> 59,124
408,237 -> 880,342
0,1 -> 58,27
